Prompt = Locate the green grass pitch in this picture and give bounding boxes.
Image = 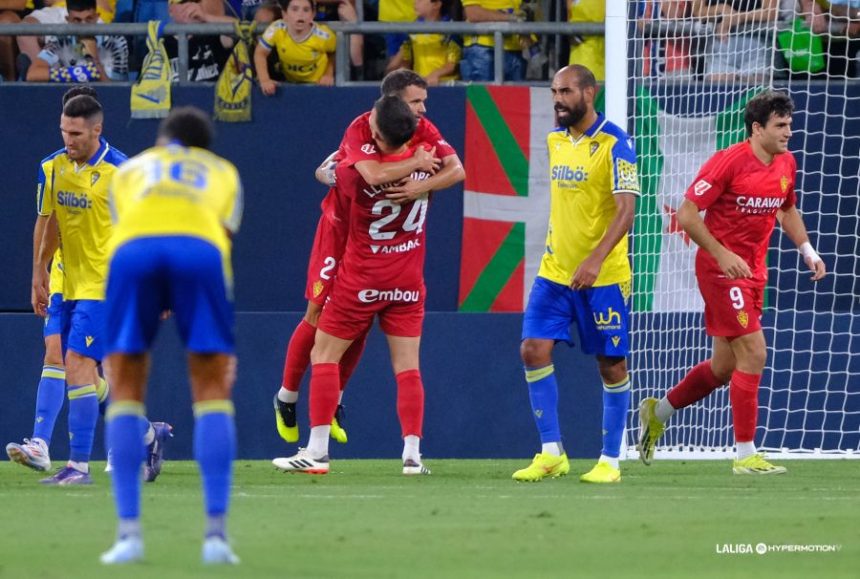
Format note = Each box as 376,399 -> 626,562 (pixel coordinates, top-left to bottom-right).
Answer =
1,459 -> 858,578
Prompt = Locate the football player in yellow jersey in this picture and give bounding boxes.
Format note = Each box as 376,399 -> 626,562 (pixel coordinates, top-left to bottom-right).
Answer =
513,65 -> 639,484
100,107 -> 242,565
254,0 -> 336,92
28,94 -> 130,486
567,0 -> 605,81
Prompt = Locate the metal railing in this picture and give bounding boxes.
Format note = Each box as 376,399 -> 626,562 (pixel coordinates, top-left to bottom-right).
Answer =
0,21 -> 604,85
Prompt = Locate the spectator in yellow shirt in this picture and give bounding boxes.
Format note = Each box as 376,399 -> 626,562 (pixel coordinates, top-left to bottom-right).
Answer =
387,0 -> 461,84
568,0 -> 604,81
461,0 -> 527,81
255,0 -> 336,92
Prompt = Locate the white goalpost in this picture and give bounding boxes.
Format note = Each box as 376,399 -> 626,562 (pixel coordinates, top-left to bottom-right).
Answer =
620,0 -> 860,459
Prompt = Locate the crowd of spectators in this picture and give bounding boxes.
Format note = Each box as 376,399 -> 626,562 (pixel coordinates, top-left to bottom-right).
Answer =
0,0 -> 857,83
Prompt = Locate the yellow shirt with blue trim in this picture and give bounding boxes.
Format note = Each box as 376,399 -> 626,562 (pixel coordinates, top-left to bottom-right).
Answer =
108,145 -> 243,265
402,18 -> 461,81
259,21 -> 336,84
49,249 -> 64,297
37,139 -> 127,301
538,114 -> 640,288
462,0 -> 523,51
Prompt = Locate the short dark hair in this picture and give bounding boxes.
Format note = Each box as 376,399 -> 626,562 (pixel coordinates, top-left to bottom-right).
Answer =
62,94 -> 103,122
373,95 -> 416,149
744,90 -> 794,136
380,69 -> 427,97
567,64 -> 597,89
62,85 -> 98,107
66,0 -> 97,12
158,106 -> 214,149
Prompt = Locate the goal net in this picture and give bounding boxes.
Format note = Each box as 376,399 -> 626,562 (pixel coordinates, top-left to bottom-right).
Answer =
626,0 -> 859,458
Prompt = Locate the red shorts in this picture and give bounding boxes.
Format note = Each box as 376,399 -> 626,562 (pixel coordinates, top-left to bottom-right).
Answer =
304,215 -> 348,305
697,275 -> 763,338
318,284 -> 425,341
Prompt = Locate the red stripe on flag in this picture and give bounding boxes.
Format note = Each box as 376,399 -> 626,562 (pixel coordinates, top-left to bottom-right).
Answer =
465,101 -> 517,196
489,258 -> 525,312
458,217 -> 517,306
486,86 -> 532,161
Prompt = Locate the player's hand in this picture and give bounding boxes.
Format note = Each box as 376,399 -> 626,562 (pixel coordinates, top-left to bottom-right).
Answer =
386,178 -> 430,204
31,268 -> 50,318
805,254 -> 826,281
80,37 -> 99,60
716,248 -> 752,280
260,79 -> 277,96
337,0 -> 358,22
413,146 -> 441,173
319,73 -> 334,87
570,254 -> 603,290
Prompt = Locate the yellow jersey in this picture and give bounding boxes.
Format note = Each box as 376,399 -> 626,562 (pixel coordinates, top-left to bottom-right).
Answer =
378,0 -> 416,22
259,21 -> 336,84
538,114 -> 640,287
37,139 -> 127,300
108,144 -> 242,264
567,0 -> 605,80
462,0 -> 523,51
49,249 -> 64,297
402,18 -> 461,81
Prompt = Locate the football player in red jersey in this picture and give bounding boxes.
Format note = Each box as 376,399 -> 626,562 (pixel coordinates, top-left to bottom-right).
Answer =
637,90 -> 826,475
273,69 -> 464,446
273,96 -> 436,475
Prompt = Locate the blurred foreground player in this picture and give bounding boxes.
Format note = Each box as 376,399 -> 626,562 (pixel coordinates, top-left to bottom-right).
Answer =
100,107 -> 243,564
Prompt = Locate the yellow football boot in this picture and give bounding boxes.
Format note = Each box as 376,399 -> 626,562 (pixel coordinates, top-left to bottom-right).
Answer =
732,453 -> 787,475
330,404 -> 348,444
579,460 -> 621,483
512,452 -> 570,482
637,397 -> 666,466
274,395 -> 299,443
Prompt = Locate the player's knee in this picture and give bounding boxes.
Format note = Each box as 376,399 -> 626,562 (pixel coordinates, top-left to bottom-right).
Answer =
520,340 -> 551,367
64,351 -> 95,383
597,356 -> 627,384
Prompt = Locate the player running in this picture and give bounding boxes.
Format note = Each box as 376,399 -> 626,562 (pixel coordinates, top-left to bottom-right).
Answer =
637,90 -> 826,475
273,69 -> 464,445
273,96 -> 435,475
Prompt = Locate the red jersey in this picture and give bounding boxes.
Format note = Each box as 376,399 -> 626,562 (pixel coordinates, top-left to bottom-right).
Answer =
319,112 -> 455,232
334,145 -> 433,294
685,140 -> 797,286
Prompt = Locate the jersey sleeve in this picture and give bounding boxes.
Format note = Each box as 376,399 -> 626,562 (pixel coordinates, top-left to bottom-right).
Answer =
781,153 -> 797,210
321,25 -> 336,53
417,119 -> 457,158
684,150 -> 731,210
37,159 -> 54,216
258,21 -> 281,51
223,167 -> 244,235
610,136 -> 640,196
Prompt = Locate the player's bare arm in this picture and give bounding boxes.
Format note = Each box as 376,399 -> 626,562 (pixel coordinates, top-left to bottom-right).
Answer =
677,198 -> 752,280
777,206 -> 826,281
386,153 -> 465,204
355,146 -> 440,186
30,214 -> 57,317
314,150 -> 339,186
571,193 -> 636,290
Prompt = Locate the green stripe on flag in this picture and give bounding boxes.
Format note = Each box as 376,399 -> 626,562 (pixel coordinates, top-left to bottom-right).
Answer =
460,222 -> 525,312
467,86 -> 529,196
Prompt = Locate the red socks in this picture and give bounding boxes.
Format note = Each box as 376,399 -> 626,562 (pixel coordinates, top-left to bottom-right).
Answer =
729,370 -> 761,443
396,369 -> 424,438
309,363 -> 340,427
667,361 -> 724,409
339,332 -> 367,390
281,320 -> 317,392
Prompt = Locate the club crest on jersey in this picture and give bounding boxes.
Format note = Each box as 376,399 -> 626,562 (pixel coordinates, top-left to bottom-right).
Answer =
780,175 -> 789,193
91,171 -> 100,186
312,280 -> 324,298
589,142 -> 599,157
737,311 -> 749,328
